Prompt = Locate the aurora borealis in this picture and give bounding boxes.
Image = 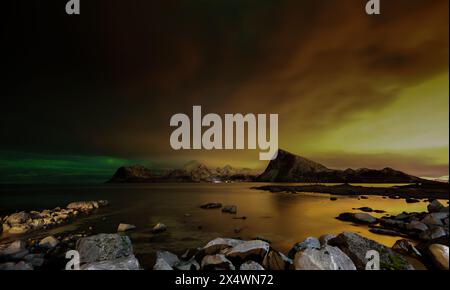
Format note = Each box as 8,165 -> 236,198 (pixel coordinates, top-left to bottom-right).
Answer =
1,0 -> 448,183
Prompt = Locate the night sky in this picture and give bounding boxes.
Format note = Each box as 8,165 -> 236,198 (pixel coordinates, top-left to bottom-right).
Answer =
1,0 -> 448,183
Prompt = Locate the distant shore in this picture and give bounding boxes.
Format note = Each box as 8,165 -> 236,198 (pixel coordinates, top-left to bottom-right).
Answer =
252,182 -> 449,200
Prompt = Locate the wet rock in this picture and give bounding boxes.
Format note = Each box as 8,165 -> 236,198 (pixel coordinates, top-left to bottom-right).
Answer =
39,236 -> 60,249
240,261 -> 265,270
427,244 -> 449,270
337,213 -> 377,224
392,239 -> 422,258
405,221 -> 428,232
226,240 -> 270,261
428,200 -> 445,213
360,196 -> 369,199
76,233 -> 134,264
294,245 -> 356,270
156,251 -> 180,268
7,224 -> 32,235
421,214 -> 445,227
262,250 -> 292,270
203,238 -> 244,255
405,198 -> 420,204
380,218 -> 405,228
329,232 -> 414,270
420,226 -> 447,241
0,240 -> 27,257
222,205 -> 237,214
330,197 -> 337,201
287,237 -> 320,259
152,223 -> 167,233
319,234 -> 337,247
82,256 -> 141,270
5,212 -> 30,225
200,203 -> 222,209
0,261 -> 33,270
369,228 -> 403,237
201,254 -> 235,270
356,207 -> 373,212
117,223 -> 136,232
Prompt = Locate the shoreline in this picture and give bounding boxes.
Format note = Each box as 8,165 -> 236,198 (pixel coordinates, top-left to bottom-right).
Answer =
252,183 -> 449,200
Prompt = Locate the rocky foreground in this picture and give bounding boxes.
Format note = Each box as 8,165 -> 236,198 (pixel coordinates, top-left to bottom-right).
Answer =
1,200 -> 448,270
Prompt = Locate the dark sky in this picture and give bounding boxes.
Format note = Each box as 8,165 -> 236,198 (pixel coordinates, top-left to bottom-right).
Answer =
1,0 -> 448,183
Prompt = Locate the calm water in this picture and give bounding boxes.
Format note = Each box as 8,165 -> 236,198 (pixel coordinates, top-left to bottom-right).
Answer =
0,183 -> 440,269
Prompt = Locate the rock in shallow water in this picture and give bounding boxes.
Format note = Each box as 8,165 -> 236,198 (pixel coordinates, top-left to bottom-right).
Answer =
287,237 -> 320,259
117,223 -> 136,232
152,223 -> 167,233
294,245 -> 356,270
329,232 -> 414,270
222,205 -> 237,214
39,236 -> 60,249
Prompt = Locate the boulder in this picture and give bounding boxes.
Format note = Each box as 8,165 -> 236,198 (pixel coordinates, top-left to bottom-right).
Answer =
153,258 -> 174,270
420,226 -> 447,241
336,213 -> 377,224
240,261 -> 265,270
117,223 -> 137,232
287,237 -> 320,259
76,233 -> 134,264
175,258 -> 201,271
39,236 -> 60,249
428,200 -> 445,213
380,218 -> 405,228
201,254 -> 235,270
421,214 -> 445,227
226,240 -> 270,261
392,239 -> 422,258
156,251 -> 180,268
200,203 -> 222,209
82,256 -> 141,270
405,221 -> 428,232
262,250 -> 292,270
5,212 -> 30,225
329,232 -> 414,270
294,245 -> 356,270
152,223 -> 167,233
427,244 -> 449,270
222,205 -> 237,214
0,240 -> 27,257
203,238 -> 244,255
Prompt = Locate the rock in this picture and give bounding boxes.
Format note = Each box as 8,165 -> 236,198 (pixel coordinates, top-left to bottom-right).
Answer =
287,237 -> 320,259
360,196 -> 369,199
222,205 -> 237,214
200,203 -> 222,209
67,200 -> 107,212
330,197 -> 337,201
262,250 -> 292,270
5,212 -> 30,225
82,256 -> 141,270
380,218 -> 405,228
117,223 -> 136,232
156,251 -> 180,267
406,221 -> 428,232
203,238 -> 244,255
427,244 -> 449,270
294,245 -> 356,270
39,236 -> 60,249
319,234 -> 337,247
405,198 -> 420,204
337,213 -> 377,224
329,232 -> 414,270
7,224 -> 32,234
392,239 -> 422,258
23,253 -> 45,267
76,233 -> 134,264
240,261 -> 265,270
428,200 -> 445,213
154,258 -> 174,270
175,258 -> 201,271
226,240 -> 270,261
356,207 -> 373,212
420,226 -> 447,241
421,214 -> 445,227
0,240 -> 27,257
201,254 -> 235,270
369,228 -> 403,237
0,261 -> 33,270
152,223 -> 167,233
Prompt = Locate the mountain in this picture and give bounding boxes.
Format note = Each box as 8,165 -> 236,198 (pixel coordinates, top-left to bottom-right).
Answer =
108,162 -> 257,183
256,149 -> 426,183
